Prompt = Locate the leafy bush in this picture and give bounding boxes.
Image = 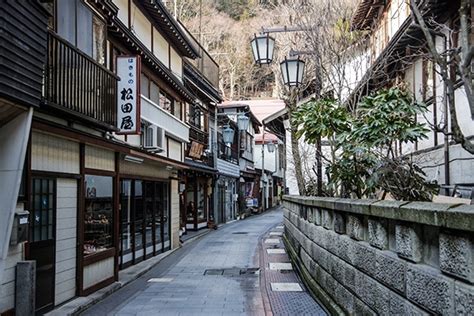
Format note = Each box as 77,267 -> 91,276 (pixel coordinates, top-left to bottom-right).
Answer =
293,86 -> 438,201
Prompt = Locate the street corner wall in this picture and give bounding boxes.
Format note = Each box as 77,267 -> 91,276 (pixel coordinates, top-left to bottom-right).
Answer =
282,196 -> 474,315
0,203 -> 25,313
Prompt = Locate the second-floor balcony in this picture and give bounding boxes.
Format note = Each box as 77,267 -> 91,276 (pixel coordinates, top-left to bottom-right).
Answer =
43,31 -> 118,129
217,141 -> 238,165
189,125 -> 208,145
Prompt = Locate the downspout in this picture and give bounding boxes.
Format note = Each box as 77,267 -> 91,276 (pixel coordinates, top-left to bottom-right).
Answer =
442,34 -> 450,194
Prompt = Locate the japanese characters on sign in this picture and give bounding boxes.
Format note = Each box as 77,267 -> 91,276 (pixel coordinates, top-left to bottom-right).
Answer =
116,56 -> 141,134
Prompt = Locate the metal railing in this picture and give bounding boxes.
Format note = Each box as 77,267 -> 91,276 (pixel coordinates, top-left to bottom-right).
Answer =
189,124 -> 208,145
44,31 -> 118,128
217,141 -> 239,164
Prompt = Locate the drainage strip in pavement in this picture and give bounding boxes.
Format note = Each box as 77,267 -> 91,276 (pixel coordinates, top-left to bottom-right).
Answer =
260,224 -> 328,315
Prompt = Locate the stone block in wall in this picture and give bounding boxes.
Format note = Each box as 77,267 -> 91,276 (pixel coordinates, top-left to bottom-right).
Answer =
314,208 -> 321,225
353,300 -> 377,316
368,217 -> 388,250
334,212 -> 346,234
370,200 -> 407,220
439,231 -> 473,283
347,214 -> 364,241
335,235 -> 353,265
396,223 -> 422,263
308,197 -> 338,211
455,281 -> 474,315
389,291 -> 428,315
406,264 -> 454,315
327,251 -> 345,285
355,271 -> 390,314
399,202 -> 454,227
344,264 -> 357,294
353,242 -> 376,275
445,204 -> 474,232
335,198 -> 378,215
307,207 -> 314,223
334,282 -> 355,314
374,251 -> 406,294
322,209 -> 333,230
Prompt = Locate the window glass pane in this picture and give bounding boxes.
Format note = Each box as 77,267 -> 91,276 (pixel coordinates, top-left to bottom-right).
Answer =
154,183 -> 162,248
174,102 -> 182,120
77,0 -> 93,56
141,74 -> 149,98
144,182 -> 154,247
160,93 -> 172,112
92,15 -> 106,65
57,0 -> 76,44
150,81 -> 160,105
120,180 -> 132,254
186,181 -> 195,223
84,175 -> 113,256
135,181 -> 143,220
162,184 -> 170,243
197,181 -> 205,220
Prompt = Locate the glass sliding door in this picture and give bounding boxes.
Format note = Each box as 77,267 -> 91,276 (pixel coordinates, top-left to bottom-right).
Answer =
133,180 -> 144,262
144,181 -> 155,258
119,179 -> 170,268
161,183 -> 170,250
120,180 -> 132,267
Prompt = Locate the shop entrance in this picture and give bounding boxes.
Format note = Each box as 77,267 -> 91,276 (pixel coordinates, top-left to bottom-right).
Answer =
27,178 -> 56,314
217,184 -> 225,224
119,179 -> 169,268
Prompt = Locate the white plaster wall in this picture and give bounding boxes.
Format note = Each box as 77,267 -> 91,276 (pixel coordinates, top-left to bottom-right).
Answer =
254,144 -> 277,173
153,28 -> 169,66
55,179 -> 77,305
130,3 -> 151,50
170,46 -> 182,80
113,0 -> 129,26
31,131 -> 80,174
455,86 -> 474,137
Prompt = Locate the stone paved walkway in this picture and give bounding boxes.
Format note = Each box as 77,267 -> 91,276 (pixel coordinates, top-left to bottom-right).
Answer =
260,225 -> 327,315
81,208 -> 326,315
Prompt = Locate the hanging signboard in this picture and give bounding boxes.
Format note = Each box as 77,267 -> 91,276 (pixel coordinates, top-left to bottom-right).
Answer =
116,56 -> 141,134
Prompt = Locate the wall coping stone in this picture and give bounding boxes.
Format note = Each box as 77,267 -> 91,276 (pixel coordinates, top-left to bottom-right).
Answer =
283,196 -> 473,232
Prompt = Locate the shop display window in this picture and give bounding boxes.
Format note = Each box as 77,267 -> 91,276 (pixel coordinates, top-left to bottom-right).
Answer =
197,181 -> 205,220
84,175 -> 113,256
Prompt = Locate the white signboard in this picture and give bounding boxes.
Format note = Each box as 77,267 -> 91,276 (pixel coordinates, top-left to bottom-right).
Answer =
116,56 -> 141,134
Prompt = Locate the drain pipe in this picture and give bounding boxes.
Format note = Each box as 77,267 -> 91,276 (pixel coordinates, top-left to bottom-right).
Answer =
442,34 -> 450,195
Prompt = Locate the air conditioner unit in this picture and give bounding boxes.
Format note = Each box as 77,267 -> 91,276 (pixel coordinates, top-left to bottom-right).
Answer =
144,125 -> 157,149
143,124 -> 165,152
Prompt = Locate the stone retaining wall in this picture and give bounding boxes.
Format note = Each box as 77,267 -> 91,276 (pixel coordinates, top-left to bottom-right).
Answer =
283,196 -> 474,315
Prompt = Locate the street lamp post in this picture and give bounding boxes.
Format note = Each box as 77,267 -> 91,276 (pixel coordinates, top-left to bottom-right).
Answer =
250,26 -> 323,196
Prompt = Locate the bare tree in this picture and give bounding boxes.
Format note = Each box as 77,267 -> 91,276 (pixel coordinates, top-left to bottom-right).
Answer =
410,0 -> 474,154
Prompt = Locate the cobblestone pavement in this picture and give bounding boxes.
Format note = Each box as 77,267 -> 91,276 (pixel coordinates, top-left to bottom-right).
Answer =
81,208 -> 326,316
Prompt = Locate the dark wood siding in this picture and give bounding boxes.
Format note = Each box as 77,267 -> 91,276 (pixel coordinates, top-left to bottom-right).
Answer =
0,0 -> 48,107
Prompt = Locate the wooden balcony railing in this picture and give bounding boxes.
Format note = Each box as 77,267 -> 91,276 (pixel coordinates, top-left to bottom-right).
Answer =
44,31 -> 118,129
189,124 -> 208,145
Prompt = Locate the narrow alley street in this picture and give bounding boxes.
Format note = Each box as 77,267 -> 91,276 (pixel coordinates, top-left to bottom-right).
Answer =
80,208 -> 326,316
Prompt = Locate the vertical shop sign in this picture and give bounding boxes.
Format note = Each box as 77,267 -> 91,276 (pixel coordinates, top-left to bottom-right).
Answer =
117,56 -> 141,134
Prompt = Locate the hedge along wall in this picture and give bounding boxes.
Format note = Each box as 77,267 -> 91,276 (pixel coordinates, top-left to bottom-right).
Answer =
282,196 -> 474,315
